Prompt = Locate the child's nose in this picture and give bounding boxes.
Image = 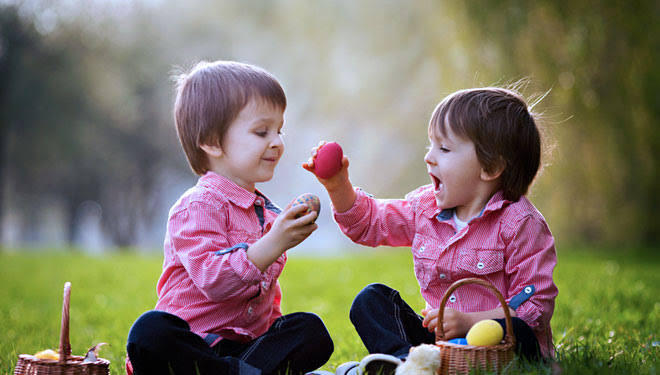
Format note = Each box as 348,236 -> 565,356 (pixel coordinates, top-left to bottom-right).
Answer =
271,135 -> 284,149
424,151 -> 434,165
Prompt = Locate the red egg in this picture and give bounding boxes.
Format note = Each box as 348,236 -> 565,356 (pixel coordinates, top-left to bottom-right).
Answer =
313,142 -> 343,179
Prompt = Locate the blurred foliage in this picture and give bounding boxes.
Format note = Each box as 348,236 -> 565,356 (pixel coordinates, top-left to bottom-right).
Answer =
458,0 -> 660,246
0,0 -> 657,248
0,2 -> 177,246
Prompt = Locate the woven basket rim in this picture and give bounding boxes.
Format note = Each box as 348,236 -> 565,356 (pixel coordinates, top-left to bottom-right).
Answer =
18,354 -> 111,365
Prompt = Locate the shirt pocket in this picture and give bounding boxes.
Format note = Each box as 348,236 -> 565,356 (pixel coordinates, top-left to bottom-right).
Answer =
457,248 -> 504,276
411,234 -> 442,289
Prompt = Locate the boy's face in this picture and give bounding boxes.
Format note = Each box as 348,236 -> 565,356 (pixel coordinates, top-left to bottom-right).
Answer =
204,98 -> 285,191
424,122 -> 494,221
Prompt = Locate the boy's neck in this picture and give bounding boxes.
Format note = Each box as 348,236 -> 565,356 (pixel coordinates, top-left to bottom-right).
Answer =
207,167 -> 256,193
454,183 -> 499,222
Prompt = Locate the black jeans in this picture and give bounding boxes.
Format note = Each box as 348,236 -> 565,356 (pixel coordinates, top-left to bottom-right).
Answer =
127,310 -> 333,375
349,283 -> 541,361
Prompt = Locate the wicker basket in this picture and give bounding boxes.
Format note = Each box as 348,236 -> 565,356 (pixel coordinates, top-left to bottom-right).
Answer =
14,282 -> 110,375
435,278 -> 515,375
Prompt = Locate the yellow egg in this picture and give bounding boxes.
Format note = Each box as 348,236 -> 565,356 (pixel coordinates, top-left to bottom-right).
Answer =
34,349 -> 59,360
466,319 -> 504,346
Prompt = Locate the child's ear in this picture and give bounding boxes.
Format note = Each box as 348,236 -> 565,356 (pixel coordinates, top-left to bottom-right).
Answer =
199,143 -> 223,158
481,158 -> 506,182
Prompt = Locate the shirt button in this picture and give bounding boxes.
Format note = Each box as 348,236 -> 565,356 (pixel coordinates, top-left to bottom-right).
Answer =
261,281 -> 269,289
247,306 -> 254,315
255,200 -> 262,206
419,246 -> 425,253
449,295 -> 456,303
525,286 -> 533,294
439,273 -> 447,279
477,262 -> 485,270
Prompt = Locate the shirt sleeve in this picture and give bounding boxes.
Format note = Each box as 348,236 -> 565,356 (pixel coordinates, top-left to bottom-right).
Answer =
503,214 -> 558,330
169,201 -> 265,302
333,187 -> 417,247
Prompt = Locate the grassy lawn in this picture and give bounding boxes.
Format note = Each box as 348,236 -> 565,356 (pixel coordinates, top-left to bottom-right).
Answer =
0,246 -> 658,374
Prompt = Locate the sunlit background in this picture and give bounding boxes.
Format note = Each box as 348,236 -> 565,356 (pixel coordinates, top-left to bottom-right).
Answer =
1,0 -> 657,255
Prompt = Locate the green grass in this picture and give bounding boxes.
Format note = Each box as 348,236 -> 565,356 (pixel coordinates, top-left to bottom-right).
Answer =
0,246 -> 658,374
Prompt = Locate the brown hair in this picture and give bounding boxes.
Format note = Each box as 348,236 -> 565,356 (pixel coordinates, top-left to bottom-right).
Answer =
429,87 -> 541,202
173,61 -> 287,175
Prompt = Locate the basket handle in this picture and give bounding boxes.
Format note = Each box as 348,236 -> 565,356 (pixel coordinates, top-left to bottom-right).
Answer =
58,282 -> 72,364
435,277 -> 515,346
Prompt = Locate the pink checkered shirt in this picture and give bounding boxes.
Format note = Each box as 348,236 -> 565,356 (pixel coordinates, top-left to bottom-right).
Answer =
334,186 -> 558,356
155,172 -> 285,345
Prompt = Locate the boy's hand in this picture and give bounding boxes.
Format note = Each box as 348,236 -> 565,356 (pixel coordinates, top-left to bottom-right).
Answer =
422,307 -> 473,341
421,307 -> 440,332
302,141 -> 350,191
302,141 -> 356,213
247,204 -> 317,272
269,204 -> 318,250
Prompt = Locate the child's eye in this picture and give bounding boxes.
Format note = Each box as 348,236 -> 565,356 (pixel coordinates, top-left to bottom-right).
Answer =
427,144 -> 449,152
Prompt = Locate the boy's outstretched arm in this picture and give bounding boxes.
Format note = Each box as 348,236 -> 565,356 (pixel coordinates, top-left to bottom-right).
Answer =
247,204 -> 317,272
302,141 -> 356,213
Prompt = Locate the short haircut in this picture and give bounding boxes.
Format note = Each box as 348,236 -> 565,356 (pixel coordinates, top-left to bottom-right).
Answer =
173,61 -> 287,175
429,87 -> 541,202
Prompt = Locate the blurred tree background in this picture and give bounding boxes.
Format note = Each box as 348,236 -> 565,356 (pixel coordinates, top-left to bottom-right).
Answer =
0,0 -> 657,252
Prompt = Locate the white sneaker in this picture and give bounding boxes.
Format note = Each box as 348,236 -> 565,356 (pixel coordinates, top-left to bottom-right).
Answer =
335,361 -> 360,375
358,354 -> 402,375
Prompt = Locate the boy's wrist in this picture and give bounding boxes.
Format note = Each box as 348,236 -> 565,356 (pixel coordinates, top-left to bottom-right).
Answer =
326,179 -> 357,213
324,177 -> 352,194
246,232 -> 284,272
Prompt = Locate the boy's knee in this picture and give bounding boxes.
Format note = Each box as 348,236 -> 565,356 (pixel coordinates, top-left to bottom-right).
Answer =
128,310 -> 188,346
286,312 -> 333,359
299,313 -> 332,343
350,283 -> 391,320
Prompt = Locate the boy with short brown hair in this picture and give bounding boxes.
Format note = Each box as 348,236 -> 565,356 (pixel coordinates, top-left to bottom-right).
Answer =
127,60 -> 333,375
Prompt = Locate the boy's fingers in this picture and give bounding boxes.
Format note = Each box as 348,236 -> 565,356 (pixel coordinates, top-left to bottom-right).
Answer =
295,210 -> 318,226
422,308 -> 437,327
283,204 -> 309,219
427,317 -> 438,332
302,158 -> 314,171
295,222 -> 318,242
304,222 -> 318,234
341,155 -> 350,169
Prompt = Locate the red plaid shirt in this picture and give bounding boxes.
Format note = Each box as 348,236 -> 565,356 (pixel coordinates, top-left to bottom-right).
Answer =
334,186 -> 558,356
155,172 -> 285,345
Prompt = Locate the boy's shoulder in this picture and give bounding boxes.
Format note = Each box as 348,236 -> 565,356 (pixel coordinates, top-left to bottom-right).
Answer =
169,181 -> 229,217
499,195 -> 549,228
404,184 -> 437,212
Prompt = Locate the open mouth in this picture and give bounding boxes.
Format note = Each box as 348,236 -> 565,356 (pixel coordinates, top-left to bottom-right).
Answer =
430,173 -> 442,191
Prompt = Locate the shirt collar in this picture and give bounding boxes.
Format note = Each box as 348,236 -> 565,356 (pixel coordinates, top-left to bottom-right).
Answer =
199,171 -> 263,209
432,190 -> 511,222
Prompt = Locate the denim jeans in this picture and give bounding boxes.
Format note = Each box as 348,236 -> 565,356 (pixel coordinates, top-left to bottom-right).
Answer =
349,283 -> 541,361
127,310 -> 333,375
